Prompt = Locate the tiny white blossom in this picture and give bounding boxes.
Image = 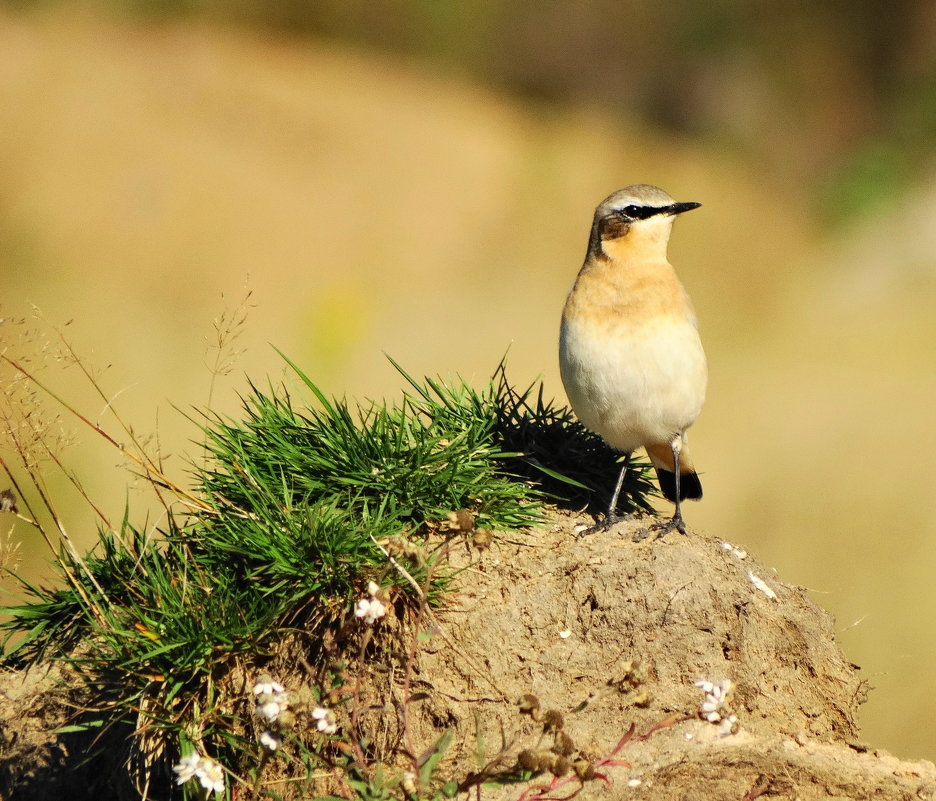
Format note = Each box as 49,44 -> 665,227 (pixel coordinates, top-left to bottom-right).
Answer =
173,753 -> 225,795
260,730 -> 282,752
311,705 -> 338,734
695,678 -> 738,735
253,678 -> 285,696
198,756 -> 225,795
257,700 -> 283,724
173,753 -> 201,785
355,596 -> 386,625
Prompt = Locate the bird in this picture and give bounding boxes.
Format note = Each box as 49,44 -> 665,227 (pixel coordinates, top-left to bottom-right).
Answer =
559,184 -> 706,535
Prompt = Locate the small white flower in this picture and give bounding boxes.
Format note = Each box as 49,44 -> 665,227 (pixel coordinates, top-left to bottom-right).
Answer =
257,700 -> 283,724
198,756 -> 225,795
695,677 -> 738,735
694,678 -> 731,701
173,753 -> 201,785
253,677 -> 285,696
354,596 -> 386,625
173,753 -> 225,795
254,679 -> 290,725
354,580 -> 387,624
260,730 -> 282,752
311,705 -> 338,734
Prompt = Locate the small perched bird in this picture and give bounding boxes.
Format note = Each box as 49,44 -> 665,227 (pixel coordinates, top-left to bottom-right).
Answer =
559,184 -> 706,534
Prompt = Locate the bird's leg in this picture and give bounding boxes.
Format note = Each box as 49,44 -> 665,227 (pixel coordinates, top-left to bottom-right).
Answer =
669,437 -> 688,534
607,459 -> 627,520
652,436 -> 689,537
578,454 -> 634,537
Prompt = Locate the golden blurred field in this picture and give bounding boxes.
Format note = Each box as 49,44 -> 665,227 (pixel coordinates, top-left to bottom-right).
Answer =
2,6 -> 935,761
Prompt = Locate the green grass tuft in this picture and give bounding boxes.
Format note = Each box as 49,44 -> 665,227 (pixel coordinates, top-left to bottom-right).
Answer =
0,354 -> 658,798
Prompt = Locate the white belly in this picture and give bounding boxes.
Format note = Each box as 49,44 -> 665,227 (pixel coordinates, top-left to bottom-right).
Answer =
559,315 -> 707,453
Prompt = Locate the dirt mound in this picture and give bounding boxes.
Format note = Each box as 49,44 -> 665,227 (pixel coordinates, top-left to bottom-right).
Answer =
367,510 -> 935,800
419,510 -> 861,740
2,510 -> 934,800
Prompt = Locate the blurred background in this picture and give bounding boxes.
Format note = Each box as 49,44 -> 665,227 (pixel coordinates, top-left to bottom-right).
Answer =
1,0 -> 935,761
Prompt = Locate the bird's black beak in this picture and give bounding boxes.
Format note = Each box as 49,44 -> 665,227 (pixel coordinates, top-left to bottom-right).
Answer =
666,201 -> 702,214
667,201 -> 701,216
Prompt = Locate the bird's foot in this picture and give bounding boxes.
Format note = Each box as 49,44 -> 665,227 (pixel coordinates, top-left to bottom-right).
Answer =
648,514 -> 689,538
576,511 -> 639,538
575,516 -> 617,537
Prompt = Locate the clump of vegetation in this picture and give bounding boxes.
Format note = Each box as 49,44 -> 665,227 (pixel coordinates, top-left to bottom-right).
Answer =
0,316 -> 658,800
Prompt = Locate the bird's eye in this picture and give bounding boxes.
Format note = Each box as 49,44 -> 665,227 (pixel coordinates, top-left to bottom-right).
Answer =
621,205 -> 640,218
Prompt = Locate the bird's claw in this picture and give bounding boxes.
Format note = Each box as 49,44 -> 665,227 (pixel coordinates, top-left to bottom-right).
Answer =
576,510 -> 640,538
649,515 -> 688,538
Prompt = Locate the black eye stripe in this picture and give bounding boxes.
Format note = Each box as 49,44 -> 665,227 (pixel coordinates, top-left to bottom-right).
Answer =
620,205 -> 661,220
